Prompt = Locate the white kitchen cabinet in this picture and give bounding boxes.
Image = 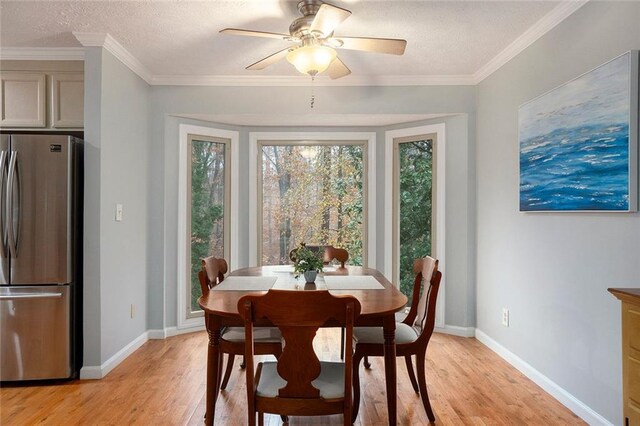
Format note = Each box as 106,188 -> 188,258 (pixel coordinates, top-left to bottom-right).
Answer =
0,64 -> 84,130
0,72 -> 46,128
50,73 -> 84,128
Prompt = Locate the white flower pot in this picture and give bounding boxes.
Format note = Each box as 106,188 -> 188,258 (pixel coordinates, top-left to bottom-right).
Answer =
303,270 -> 318,283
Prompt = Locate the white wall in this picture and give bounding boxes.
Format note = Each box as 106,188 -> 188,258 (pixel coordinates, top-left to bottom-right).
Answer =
83,47 -> 103,367
83,47 -> 150,368
476,2 -> 640,423
147,85 -> 476,331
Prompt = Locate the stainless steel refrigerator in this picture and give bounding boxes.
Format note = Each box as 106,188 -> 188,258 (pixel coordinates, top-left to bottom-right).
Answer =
0,134 -> 82,381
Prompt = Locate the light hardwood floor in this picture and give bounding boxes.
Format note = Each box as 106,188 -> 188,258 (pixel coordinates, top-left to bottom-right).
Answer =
0,330 -> 584,425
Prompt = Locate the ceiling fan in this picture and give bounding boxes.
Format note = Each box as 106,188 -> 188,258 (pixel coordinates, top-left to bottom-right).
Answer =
220,0 -> 407,79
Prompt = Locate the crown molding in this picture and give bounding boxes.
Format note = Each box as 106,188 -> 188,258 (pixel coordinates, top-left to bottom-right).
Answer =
0,47 -> 84,61
73,32 -> 152,84
150,74 -> 476,86
473,0 -> 589,84
71,32 -> 108,47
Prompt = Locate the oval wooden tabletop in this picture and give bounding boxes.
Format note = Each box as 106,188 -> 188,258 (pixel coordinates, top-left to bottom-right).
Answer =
198,265 -> 408,319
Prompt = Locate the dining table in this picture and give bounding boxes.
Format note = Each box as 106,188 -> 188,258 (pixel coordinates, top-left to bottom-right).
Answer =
198,265 -> 408,426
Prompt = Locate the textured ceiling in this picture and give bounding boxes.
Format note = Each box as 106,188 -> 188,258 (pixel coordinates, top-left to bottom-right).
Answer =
0,0 -> 560,77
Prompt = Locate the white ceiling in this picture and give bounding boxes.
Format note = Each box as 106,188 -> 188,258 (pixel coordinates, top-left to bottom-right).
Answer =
0,0 -> 572,82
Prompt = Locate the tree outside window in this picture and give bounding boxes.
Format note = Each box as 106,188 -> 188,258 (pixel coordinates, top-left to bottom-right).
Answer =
261,144 -> 364,266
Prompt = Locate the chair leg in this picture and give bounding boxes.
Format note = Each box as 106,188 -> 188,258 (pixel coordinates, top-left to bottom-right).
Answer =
240,355 -> 246,369
405,355 -> 419,394
220,354 -> 235,390
340,327 -> 345,360
216,351 -> 223,392
258,412 -> 264,426
280,415 -> 288,423
351,351 -> 364,423
363,356 -> 371,369
416,350 -> 436,423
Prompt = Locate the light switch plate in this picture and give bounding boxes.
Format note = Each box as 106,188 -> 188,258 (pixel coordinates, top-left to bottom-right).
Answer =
116,204 -> 123,222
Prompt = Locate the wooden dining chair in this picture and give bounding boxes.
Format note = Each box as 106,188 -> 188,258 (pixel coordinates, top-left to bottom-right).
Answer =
198,256 -> 283,390
238,289 -> 361,426
323,246 -> 349,269
352,256 -> 441,423
289,245 -> 351,358
323,246 -> 350,359
289,244 -> 349,269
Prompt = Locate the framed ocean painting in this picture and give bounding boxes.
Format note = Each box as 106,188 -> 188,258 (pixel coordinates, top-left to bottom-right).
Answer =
519,51 -> 638,212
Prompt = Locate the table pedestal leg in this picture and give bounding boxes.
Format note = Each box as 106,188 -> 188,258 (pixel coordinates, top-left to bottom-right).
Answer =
383,315 -> 397,426
205,316 -> 221,426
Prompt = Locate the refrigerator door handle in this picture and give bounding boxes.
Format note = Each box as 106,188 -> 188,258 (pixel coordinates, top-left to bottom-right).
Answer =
0,150 -> 7,259
0,292 -> 63,300
7,150 -> 18,258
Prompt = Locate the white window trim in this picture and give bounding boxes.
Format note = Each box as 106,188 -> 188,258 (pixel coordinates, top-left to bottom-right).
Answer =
177,124 -> 239,330
249,131 -> 376,268
385,123 -> 445,328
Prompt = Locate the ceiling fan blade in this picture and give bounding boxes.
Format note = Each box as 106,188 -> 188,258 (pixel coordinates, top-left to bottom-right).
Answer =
246,48 -> 291,70
326,57 -> 351,79
220,28 -> 292,41
332,36 -> 407,55
309,4 -> 352,36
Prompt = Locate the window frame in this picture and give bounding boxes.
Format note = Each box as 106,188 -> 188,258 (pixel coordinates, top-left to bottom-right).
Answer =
385,124 -> 445,328
249,132 -> 377,268
177,124 -> 239,330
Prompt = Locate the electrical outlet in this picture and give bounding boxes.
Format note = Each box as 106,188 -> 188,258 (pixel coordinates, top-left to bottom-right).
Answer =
501,308 -> 509,327
130,304 -> 135,319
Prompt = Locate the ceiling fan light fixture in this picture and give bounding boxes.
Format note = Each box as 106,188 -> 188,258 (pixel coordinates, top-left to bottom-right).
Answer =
286,45 -> 337,76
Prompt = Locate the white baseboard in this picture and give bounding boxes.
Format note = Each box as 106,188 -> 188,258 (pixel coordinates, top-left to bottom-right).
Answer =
147,328 -> 167,339
474,329 -> 613,426
166,324 -> 206,337
435,325 -> 476,337
80,326 -> 206,380
79,365 -> 102,380
148,325 -> 206,340
80,331 -> 149,380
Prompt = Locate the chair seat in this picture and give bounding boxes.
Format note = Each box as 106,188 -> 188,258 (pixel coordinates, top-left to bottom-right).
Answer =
256,361 -> 345,399
354,322 -> 418,344
395,311 -> 407,322
222,327 -> 282,343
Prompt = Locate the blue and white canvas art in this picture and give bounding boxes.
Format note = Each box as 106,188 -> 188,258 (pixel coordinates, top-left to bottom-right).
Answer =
519,52 -> 638,211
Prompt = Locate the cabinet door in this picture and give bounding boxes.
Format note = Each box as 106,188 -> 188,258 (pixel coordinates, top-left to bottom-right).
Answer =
0,72 -> 46,128
50,73 -> 84,128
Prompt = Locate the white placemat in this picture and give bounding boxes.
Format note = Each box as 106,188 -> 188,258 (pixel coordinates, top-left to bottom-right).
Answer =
270,265 -> 294,273
212,276 -> 277,291
272,275 -> 328,290
324,276 -> 385,290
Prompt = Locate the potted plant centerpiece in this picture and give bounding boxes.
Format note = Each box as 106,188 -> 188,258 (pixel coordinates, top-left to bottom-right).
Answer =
292,243 -> 324,284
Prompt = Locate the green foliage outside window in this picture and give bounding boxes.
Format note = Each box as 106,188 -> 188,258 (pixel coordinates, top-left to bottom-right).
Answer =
190,140 -> 225,312
398,140 -> 433,303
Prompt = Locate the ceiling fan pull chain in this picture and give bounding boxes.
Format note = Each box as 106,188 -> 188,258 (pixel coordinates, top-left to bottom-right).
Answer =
310,75 -> 316,109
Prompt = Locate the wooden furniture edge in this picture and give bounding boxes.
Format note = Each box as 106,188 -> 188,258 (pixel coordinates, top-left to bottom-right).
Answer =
608,288 -> 640,305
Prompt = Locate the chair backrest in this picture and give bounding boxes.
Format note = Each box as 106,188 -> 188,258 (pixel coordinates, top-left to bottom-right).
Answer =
289,244 -> 323,263
198,256 -> 228,296
238,290 -> 361,399
323,246 -> 349,268
289,244 -> 349,268
404,256 -> 441,339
